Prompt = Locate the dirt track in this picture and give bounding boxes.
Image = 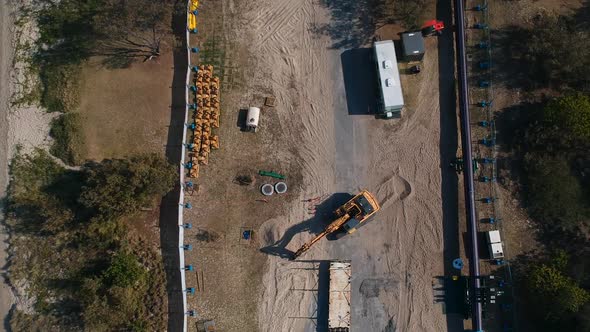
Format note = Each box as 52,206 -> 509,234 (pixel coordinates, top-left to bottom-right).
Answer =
186,0 -> 456,331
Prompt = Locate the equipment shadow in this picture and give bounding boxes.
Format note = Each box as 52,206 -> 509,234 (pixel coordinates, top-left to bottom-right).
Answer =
260,193 -> 354,259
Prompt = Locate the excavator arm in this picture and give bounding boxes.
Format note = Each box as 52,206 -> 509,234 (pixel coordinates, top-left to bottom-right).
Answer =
291,214 -> 350,259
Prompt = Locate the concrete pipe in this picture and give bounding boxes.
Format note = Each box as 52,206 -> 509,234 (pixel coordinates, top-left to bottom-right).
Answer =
261,184 -> 274,196
274,182 -> 287,194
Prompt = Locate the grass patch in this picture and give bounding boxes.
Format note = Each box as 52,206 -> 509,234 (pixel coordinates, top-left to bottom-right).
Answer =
7,150 -> 176,331
49,113 -> 85,165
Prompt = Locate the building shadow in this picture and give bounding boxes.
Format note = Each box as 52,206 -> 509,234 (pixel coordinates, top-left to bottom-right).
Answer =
159,8 -> 189,332
260,193 -> 354,259
436,0 -> 465,330
340,48 -> 378,115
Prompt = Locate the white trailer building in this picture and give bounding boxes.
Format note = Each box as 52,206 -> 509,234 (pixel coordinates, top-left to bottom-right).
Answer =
373,40 -> 404,118
328,261 -> 351,332
486,230 -> 504,259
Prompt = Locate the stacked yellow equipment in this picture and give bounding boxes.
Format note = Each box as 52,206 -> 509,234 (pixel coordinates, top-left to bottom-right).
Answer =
188,0 -> 198,30
188,65 -> 221,179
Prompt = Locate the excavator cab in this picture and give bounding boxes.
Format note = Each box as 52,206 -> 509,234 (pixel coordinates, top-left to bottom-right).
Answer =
342,218 -> 361,233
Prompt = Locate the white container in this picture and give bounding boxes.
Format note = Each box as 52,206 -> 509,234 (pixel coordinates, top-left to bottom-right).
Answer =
246,107 -> 260,132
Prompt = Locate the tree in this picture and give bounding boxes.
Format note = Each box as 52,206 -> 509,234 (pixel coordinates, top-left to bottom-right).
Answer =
527,262 -> 590,320
544,94 -> 590,142
525,155 -> 589,229
93,0 -> 174,66
523,14 -> 590,90
37,0 -> 174,67
79,154 -> 177,220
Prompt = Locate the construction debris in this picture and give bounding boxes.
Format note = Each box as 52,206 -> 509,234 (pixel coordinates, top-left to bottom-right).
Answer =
258,170 -> 285,179
264,96 -> 276,107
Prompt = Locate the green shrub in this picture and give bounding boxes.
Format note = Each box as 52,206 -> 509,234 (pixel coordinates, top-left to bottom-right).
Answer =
40,64 -> 81,113
544,94 -> 590,142
79,154 -> 178,220
7,150 -> 174,330
49,112 -> 84,165
104,253 -> 145,287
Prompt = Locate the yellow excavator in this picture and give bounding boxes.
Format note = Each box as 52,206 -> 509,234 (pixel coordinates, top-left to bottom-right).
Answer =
292,190 -> 381,259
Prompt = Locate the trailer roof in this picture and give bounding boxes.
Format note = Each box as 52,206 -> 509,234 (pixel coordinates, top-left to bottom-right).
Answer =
374,40 -> 404,109
488,230 -> 502,243
490,243 -> 503,255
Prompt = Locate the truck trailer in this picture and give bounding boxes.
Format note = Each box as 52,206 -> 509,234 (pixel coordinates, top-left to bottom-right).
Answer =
328,261 -> 351,332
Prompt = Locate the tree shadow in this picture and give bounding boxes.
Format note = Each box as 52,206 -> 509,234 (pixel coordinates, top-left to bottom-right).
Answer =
260,193 -> 354,259
314,0 -> 383,49
487,26 -> 534,90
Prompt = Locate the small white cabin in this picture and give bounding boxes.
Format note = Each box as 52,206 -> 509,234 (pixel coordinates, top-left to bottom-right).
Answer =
486,230 -> 504,259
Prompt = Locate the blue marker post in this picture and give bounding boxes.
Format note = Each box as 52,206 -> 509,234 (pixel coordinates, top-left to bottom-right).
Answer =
477,41 -> 489,49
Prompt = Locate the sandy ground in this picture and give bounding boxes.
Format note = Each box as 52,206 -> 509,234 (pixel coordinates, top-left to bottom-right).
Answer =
0,0 -> 16,328
183,0 -> 455,331
0,0 -> 59,328
252,0 -> 447,328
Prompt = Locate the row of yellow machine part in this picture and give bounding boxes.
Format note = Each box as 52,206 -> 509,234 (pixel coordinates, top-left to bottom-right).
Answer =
188,65 -> 220,179
189,0 -> 199,30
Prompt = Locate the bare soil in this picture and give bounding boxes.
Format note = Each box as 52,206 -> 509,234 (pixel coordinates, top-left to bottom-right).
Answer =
76,45 -> 175,161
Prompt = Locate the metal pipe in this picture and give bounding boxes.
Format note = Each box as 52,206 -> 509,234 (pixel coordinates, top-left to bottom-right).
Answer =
452,0 -> 484,330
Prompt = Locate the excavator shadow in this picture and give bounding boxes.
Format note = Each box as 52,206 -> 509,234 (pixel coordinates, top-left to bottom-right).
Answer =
260,193 -> 354,259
